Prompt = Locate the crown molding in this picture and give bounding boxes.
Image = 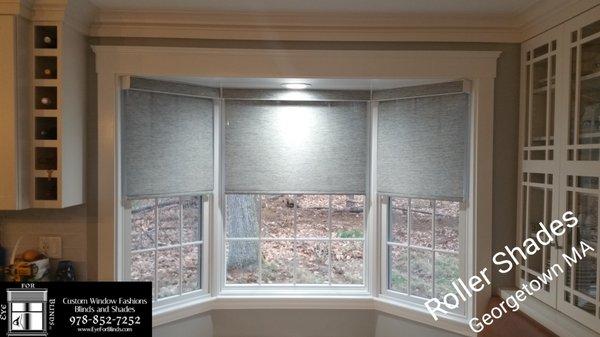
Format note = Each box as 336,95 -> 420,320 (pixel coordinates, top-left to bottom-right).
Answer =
32,0 -> 98,35
0,0 -> 33,17
89,9 -> 523,42
0,0 -> 98,35
5,0 -> 600,43
87,0 -> 600,43
516,0 -> 600,41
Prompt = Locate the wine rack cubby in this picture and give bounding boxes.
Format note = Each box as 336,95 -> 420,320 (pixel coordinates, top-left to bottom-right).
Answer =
35,147 -> 57,171
35,117 -> 57,140
35,177 -> 57,201
34,86 -> 57,109
31,21 -> 85,208
34,26 -> 57,49
35,56 -> 57,79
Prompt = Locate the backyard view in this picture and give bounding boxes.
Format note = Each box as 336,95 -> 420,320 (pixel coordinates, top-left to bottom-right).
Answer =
128,193 -> 460,301
129,196 -> 203,299
388,197 -> 460,300
226,194 -> 365,285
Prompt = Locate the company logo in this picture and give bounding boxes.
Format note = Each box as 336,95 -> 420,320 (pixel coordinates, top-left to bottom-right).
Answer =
6,289 -> 48,336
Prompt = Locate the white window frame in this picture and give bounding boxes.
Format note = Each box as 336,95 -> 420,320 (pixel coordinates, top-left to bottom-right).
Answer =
221,193 -> 368,294
121,195 -> 211,311
95,47 -> 497,334
379,196 -> 467,318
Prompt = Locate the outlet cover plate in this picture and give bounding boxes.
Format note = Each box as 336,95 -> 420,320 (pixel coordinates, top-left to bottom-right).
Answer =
39,236 -> 62,259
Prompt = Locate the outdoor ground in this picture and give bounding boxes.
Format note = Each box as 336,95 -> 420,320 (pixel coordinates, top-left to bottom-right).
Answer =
129,194 -> 460,300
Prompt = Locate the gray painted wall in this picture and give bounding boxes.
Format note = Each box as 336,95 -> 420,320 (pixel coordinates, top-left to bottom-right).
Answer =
153,313 -> 213,337
87,38 -> 520,337
374,313 -> 464,337
151,310 -> 465,337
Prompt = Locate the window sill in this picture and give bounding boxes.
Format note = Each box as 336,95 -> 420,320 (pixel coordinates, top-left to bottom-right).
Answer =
373,296 -> 473,336
214,293 -> 373,310
498,288 -> 598,337
219,286 -> 371,298
152,294 -> 215,327
152,294 -> 473,336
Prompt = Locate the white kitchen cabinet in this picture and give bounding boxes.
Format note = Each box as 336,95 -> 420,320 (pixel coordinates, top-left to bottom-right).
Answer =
0,15 -> 31,210
518,5 -> 600,333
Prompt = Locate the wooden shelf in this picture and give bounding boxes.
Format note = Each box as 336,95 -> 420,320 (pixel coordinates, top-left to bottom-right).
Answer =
34,139 -> 58,147
30,21 -> 85,209
32,48 -> 57,57
34,78 -> 58,87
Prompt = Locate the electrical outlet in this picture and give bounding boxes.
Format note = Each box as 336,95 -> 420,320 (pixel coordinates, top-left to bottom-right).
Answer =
39,236 -> 62,259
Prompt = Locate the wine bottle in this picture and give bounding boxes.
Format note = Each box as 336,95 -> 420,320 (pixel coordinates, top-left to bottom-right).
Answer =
43,36 -> 52,45
43,68 -> 52,76
40,97 -> 51,106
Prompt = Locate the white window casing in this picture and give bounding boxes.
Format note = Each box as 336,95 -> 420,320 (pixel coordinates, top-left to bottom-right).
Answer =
95,47 -> 498,335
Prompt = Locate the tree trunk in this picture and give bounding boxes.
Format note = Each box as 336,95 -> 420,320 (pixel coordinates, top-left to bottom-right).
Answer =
227,194 -> 260,268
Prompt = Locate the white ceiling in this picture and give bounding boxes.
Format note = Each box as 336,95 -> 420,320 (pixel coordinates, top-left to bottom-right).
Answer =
148,77 -> 450,90
89,0 -> 540,15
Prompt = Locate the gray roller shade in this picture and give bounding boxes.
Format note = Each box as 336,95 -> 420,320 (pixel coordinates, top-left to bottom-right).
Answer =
122,90 -> 214,198
377,93 -> 469,201
225,100 -> 367,194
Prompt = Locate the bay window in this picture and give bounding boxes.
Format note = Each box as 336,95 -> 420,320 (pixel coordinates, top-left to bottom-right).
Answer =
94,47 -> 498,334
118,76 -> 471,320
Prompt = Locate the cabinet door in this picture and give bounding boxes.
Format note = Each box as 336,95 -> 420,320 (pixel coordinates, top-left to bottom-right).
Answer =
519,30 -> 561,307
0,15 -> 30,210
522,33 -> 559,162
565,10 -> 600,163
0,15 -> 17,209
556,6 -> 600,333
557,173 -> 599,331
518,173 -> 557,306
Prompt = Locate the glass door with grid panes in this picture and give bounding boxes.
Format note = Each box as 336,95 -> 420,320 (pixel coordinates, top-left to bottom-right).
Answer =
555,8 -> 600,332
518,30 -> 560,307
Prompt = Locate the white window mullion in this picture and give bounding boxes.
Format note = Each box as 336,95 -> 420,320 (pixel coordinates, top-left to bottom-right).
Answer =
154,198 -> 159,302
407,198 -> 412,296
293,195 -> 298,286
258,195 -> 263,285
432,201 -> 436,299
179,196 -> 183,296
328,195 -> 332,285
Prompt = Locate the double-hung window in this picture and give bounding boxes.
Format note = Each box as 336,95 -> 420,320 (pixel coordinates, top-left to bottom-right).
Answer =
120,82 -> 215,305
376,87 -> 470,315
223,99 -> 368,288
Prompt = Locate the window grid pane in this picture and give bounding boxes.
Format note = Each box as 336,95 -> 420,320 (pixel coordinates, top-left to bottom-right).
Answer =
387,196 -> 461,302
225,194 -> 365,286
129,195 -> 203,302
